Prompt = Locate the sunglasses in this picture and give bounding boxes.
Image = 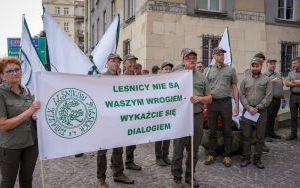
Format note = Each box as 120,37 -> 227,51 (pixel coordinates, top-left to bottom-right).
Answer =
5,68 -> 21,75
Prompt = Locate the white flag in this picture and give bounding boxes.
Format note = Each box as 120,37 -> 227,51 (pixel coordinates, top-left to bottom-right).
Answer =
91,15 -> 120,73
20,15 -> 46,92
43,11 -> 94,74
218,27 -> 232,65
209,27 -> 232,66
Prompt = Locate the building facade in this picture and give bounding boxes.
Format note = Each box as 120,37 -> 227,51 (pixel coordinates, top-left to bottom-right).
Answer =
85,0 -> 300,76
43,0 -> 85,50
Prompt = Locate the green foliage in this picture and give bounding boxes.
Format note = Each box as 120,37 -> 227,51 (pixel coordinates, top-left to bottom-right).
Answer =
59,100 -> 84,126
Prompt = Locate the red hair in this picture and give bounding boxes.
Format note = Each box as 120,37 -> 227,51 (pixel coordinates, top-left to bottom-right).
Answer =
0,57 -> 21,74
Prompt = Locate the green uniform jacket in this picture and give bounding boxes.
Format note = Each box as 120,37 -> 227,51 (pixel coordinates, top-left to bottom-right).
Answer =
286,70 -> 300,94
175,67 -> 211,113
123,70 -> 134,75
240,73 -> 273,111
204,64 -> 238,99
0,83 -> 35,149
102,69 -> 118,76
264,70 -> 284,98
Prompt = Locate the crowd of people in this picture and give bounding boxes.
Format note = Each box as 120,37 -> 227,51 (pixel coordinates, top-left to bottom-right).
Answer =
0,47 -> 299,188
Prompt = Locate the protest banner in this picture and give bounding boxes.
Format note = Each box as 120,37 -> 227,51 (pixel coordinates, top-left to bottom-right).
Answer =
34,71 -> 193,160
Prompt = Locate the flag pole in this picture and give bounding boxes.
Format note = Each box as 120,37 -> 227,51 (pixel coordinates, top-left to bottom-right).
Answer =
226,27 -> 233,67
39,160 -> 46,188
191,135 -> 194,188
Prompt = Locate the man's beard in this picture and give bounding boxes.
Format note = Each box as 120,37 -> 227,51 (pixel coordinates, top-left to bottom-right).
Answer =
252,70 -> 261,75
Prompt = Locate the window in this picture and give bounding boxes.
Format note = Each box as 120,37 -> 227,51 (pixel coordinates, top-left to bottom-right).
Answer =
281,42 -> 298,76
111,0 -> 116,20
123,39 -> 131,57
91,24 -> 95,48
278,0 -> 293,20
124,0 -> 135,21
97,18 -> 99,42
103,10 -> 107,33
196,0 -> 221,11
64,22 -> 69,32
64,8 -> 69,15
55,7 -> 60,15
202,35 -> 221,66
91,0 -> 95,11
85,31 -> 88,52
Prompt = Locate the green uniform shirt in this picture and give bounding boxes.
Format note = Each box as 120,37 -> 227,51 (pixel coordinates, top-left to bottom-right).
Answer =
204,64 -> 238,99
240,73 -> 273,111
124,70 -> 134,75
102,69 -> 118,76
172,64 -> 184,72
264,70 -> 284,98
176,67 -> 211,113
243,68 -> 251,79
0,83 -> 35,149
286,70 -> 300,94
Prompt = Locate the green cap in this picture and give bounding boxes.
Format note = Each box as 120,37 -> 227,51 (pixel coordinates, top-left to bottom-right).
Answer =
123,54 -> 138,62
266,58 -> 277,63
135,63 -> 142,68
181,48 -> 197,58
161,61 -> 174,69
251,57 -> 264,65
107,53 -> 122,61
212,47 -> 226,55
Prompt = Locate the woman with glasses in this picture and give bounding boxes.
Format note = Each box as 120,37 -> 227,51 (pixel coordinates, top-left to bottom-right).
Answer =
0,57 -> 41,188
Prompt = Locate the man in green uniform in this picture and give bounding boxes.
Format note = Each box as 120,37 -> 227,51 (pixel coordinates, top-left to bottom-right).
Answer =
285,57 -> 300,140
155,61 -> 173,166
97,53 -> 134,188
151,65 -> 160,74
134,63 -> 142,75
171,48 -> 212,187
204,47 -> 239,167
264,59 -> 283,139
239,57 -> 272,169
123,54 -> 142,170
243,53 -> 270,152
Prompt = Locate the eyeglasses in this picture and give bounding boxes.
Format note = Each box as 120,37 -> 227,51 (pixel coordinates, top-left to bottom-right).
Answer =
5,68 -> 21,75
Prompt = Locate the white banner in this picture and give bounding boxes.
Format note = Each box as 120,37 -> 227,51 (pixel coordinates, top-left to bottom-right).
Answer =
34,71 -> 193,160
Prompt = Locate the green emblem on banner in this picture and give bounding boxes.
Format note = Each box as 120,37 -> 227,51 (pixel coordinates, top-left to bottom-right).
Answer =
45,88 -> 97,139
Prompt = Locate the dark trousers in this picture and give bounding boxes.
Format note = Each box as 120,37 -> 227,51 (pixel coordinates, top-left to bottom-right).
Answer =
97,147 -> 124,179
241,109 -> 267,158
208,98 -> 232,156
171,113 -> 203,179
266,97 -> 281,136
289,93 -> 300,136
155,140 -> 170,160
125,145 -> 136,164
0,143 -> 38,188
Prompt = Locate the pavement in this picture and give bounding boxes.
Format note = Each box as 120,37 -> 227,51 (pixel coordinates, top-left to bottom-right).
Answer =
4,127 -> 300,188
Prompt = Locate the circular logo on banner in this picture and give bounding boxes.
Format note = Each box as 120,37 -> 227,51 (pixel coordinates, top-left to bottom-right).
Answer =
45,88 -> 97,139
